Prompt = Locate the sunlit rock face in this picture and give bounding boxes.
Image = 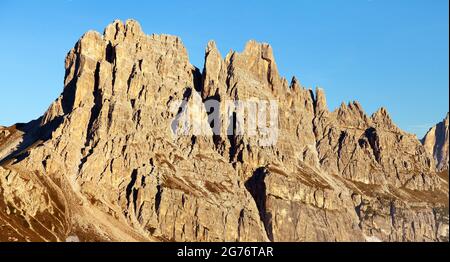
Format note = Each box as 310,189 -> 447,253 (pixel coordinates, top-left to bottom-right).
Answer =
422,113 -> 449,172
0,20 -> 448,242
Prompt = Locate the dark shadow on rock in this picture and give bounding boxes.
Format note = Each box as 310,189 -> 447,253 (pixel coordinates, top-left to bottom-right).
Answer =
364,127 -> 381,163
61,42 -> 82,115
192,67 -> 203,94
245,167 -> 274,241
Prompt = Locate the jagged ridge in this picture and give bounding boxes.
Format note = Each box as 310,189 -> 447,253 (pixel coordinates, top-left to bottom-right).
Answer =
0,19 -> 448,242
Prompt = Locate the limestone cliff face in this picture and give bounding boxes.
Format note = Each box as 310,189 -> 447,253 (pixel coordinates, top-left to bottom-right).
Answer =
422,113 -> 449,172
0,20 -> 448,242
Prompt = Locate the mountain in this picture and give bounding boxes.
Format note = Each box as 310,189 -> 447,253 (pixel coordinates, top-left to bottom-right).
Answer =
0,20 -> 448,242
422,113 -> 449,172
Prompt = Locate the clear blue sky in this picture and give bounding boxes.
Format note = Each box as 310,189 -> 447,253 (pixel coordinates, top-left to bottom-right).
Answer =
0,0 -> 448,137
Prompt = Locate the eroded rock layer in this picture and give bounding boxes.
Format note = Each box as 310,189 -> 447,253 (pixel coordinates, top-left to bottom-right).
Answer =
0,20 -> 448,242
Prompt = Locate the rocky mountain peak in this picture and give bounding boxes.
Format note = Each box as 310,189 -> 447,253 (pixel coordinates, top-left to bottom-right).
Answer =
422,113 -> 449,171
313,87 -> 328,113
202,40 -> 224,99
205,40 -> 218,54
103,19 -> 144,43
227,40 -> 282,92
0,19 -> 447,242
370,107 -> 400,131
335,101 -> 368,126
289,76 -> 300,89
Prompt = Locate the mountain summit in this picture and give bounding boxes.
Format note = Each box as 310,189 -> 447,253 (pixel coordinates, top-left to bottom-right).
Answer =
422,113 -> 449,172
0,20 -> 448,242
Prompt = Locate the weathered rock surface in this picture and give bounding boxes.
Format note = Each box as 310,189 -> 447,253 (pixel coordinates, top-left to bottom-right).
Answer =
0,20 -> 448,242
422,113 -> 449,172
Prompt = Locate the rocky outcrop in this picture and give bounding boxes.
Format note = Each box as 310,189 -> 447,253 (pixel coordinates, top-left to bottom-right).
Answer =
0,20 -> 448,242
422,113 -> 449,172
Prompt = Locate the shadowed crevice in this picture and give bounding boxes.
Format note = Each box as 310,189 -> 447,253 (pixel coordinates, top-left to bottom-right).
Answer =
192,67 -> 203,94
126,169 -> 138,212
244,167 -> 274,242
61,42 -> 82,115
155,184 -> 163,215
365,127 -> 381,163
105,42 -> 116,64
85,62 -> 102,146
